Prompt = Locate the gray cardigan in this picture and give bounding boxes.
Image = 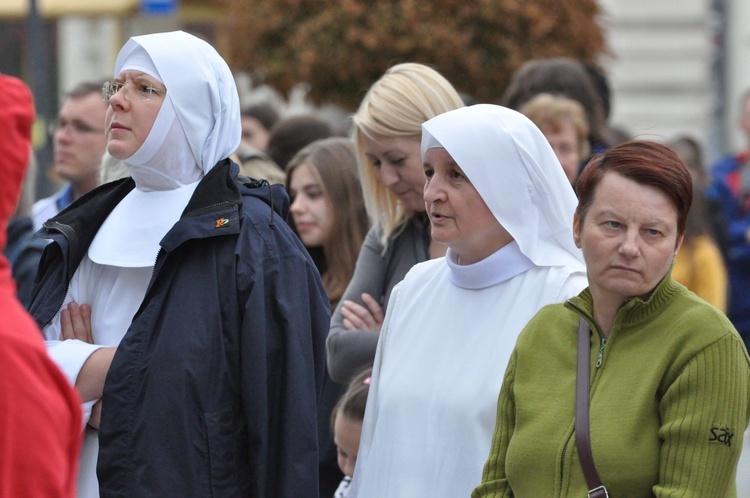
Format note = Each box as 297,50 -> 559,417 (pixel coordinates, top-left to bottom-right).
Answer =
326,216 -> 430,383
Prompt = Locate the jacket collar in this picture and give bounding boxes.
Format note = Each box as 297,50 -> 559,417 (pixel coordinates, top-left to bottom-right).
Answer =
41,159 -> 244,275
566,268 -> 685,330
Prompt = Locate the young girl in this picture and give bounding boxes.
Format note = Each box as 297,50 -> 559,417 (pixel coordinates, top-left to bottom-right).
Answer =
286,136 -> 370,309
331,369 -> 372,498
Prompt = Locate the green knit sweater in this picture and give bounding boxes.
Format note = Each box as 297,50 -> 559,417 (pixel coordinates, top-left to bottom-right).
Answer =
473,276 -> 750,498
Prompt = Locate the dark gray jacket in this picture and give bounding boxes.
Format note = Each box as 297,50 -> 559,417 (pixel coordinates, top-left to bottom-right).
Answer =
326,215 -> 430,384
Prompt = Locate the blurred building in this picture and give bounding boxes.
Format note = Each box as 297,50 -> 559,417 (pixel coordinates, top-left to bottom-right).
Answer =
1,0 -> 749,166
600,0 -> 742,163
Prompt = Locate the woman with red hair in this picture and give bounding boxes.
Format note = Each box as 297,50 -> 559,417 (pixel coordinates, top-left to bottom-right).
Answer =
475,141 -> 750,497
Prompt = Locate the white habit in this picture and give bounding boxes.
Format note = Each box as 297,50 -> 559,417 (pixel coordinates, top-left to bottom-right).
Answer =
350,244 -> 586,497
349,104 -> 589,497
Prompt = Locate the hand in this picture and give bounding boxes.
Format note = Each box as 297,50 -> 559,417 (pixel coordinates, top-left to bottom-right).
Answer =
341,293 -> 385,332
60,301 -> 93,343
88,400 -> 102,429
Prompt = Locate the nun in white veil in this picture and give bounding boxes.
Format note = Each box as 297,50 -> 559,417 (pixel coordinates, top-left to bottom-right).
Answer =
35,31 -> 328,497
349,104 -> 588,498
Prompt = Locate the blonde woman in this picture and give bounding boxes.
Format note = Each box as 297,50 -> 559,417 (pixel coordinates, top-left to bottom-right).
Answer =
326,63 -> 464,384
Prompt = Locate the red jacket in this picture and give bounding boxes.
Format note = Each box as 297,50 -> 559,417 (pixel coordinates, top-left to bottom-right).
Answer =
0,73 -> 82,498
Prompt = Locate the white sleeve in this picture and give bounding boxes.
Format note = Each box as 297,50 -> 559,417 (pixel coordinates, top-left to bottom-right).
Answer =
348,281 -> 402,497
45,339 -> 104,386
45,314 -> 104,429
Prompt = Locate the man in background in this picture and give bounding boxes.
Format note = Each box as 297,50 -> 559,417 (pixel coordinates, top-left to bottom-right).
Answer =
32,79 -> 108,230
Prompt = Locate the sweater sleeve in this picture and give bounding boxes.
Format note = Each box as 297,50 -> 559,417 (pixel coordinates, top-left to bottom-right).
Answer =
327,225 -> 387,384
654,333 -> 750,496
472,350 -> 518,498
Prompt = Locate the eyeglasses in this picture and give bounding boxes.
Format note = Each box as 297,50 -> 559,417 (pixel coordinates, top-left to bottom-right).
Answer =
102,80 -> 166,102
48,120 -> 105,135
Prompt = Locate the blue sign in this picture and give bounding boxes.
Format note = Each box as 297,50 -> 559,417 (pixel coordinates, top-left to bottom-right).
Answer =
141,0 -> 178,15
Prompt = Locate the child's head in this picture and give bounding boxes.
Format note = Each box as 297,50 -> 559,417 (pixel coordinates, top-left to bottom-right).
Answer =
331,368 -> 372,478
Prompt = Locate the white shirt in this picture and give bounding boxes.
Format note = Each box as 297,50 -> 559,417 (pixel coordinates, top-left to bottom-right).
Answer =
44,256 -> 152,498
349,243 -> 587,498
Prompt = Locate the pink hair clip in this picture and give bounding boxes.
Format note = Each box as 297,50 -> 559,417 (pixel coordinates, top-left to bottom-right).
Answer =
363,377 -> 371,386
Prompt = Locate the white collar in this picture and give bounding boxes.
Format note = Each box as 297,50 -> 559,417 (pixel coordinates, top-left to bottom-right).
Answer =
445,241 -> 535,289
88,180 -> 200,267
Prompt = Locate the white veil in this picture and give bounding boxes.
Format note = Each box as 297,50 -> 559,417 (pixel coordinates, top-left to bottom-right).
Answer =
421,104 -> 584,269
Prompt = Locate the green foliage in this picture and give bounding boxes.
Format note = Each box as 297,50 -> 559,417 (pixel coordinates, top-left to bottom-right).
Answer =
225,0 -> 606,109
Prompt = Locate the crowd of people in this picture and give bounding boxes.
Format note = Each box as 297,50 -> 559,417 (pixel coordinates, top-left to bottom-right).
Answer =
2,29 -> 750,498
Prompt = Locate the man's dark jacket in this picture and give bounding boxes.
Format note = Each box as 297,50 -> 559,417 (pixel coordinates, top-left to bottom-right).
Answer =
29,160 -> 330,497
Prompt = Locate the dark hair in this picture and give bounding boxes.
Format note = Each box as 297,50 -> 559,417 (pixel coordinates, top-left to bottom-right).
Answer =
266,114 -> 333,170
666,136 -> 720,246
66,78 -> 110,99
330,368 -> 372,430
667,135 -> 703,175
582,62 -> 611,120
501,58 -> 610,148
241,103 -> 280,132
576,140 -> 693,236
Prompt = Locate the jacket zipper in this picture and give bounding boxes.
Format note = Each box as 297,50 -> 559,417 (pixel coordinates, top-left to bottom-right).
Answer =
567,301 -> 609,368
595,337 -> 607,368
184,200 -> 237,217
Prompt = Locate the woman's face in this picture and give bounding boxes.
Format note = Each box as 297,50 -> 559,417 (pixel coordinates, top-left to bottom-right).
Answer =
105,70 -> 165,160
360,133 -> 426,213
241,115 -> 270,152
574,171 -> 683,305
423,147 -> 513,264
288,163 -> 333,247
540,121 -> 581,185
334,414 -> 362,478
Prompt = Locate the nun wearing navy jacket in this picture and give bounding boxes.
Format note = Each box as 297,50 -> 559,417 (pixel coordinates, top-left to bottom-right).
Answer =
29,31 -> 330,497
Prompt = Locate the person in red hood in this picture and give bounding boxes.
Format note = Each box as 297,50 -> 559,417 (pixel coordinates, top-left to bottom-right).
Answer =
0,73 -> 82,497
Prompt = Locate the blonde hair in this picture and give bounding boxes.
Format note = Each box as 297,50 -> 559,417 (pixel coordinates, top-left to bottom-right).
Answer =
353,63 -> 463,245
519,93 -> 591,160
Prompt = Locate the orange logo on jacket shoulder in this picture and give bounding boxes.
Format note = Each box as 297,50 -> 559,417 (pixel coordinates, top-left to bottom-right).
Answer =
215,217 -> 229,228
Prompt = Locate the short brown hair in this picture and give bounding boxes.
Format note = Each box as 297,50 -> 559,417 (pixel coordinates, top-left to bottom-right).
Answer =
241,103 -> 280,131
65,78 -> 110,100
576,140 -> 693,235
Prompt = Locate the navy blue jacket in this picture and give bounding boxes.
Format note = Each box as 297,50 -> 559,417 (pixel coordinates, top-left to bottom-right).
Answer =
29,160 -> 330,497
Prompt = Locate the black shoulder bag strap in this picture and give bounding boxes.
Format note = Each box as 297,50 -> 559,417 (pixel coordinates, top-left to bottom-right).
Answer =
575,317 -> 609,498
